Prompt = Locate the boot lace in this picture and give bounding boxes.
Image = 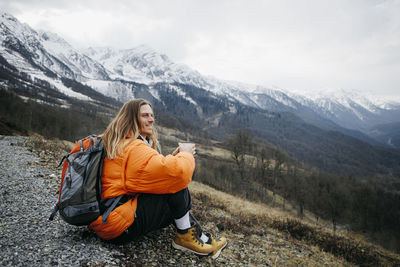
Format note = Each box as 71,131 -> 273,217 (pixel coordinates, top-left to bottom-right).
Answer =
191,225 -> 204,246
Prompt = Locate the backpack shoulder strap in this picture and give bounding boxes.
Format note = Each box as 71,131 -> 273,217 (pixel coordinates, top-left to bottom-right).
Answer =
101,195 -> 123,224
79,139 -> 84,151
57,152 -> 69,168
49,204 -> 59,221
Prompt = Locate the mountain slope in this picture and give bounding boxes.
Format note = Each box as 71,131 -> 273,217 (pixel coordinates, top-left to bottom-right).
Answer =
39,31 -> 110,81
289,89 -> 400,131
368,121 -> 400,149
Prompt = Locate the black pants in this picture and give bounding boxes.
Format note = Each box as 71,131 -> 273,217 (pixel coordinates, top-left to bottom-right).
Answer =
108,188 -> 192,244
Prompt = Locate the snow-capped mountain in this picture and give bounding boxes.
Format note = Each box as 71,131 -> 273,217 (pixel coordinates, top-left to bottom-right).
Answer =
0,13 -> 110,83
84,46 -> 203,85
0,13 -> 97,100
82,46 -> 313,109
39,31 -> 110,81
0,13 -> 74,79
286,89 -> 400,131
81,46 -> 259,104
1,12 -> 400,137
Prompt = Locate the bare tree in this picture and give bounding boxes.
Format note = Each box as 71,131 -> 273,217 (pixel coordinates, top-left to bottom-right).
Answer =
271,149 -> 286,205
228,129 -> 252,198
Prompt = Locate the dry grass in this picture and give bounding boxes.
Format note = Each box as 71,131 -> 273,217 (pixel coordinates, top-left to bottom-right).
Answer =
189,181 -> 400,267
190,181 -> 285,219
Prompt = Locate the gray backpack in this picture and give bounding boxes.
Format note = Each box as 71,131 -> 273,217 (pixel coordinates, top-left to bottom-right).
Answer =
49,136 -> 122,226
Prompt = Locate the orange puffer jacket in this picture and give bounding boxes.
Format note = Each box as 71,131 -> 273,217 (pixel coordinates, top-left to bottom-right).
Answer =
89,139 -> 195,240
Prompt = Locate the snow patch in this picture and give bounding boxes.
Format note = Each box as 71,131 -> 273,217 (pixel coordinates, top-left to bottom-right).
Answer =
148,85 -> 161,101
169,85 -> 197,106
29,73 -> 91,101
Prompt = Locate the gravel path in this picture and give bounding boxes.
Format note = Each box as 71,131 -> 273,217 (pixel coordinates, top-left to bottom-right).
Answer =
0,136 -> 124,266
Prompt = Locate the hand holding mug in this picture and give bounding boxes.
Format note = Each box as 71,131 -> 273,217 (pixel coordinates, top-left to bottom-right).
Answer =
178,142 -> 196,155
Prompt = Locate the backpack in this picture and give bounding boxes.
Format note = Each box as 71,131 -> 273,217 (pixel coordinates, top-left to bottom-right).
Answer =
49,135 -> 122,226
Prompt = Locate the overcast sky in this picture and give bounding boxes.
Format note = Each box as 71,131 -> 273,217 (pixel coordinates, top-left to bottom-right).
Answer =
1,0 -> 399,99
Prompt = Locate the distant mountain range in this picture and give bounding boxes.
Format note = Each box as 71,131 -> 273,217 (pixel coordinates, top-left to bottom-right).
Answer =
1,12 -> 400,177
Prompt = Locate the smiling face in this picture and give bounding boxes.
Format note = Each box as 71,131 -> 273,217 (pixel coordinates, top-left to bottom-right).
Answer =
138,104 -> 154,138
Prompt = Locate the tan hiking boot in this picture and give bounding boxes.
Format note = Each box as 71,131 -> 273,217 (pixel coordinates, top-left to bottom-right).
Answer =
207,233 -> 228,259
172,226 -> 214,256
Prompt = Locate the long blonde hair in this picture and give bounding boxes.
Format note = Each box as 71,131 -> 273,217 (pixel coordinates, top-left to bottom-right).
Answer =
102,99 -> 159,159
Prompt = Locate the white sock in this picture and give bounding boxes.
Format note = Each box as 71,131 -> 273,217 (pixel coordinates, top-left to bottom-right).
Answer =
200,233 -> 209,243
174,212 -> 191,230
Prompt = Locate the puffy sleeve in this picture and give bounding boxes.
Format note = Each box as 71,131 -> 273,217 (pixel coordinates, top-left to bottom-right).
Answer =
123,140 -> 195,194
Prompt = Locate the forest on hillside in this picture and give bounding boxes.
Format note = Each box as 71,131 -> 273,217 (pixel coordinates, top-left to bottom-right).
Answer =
193,130 -> 400,253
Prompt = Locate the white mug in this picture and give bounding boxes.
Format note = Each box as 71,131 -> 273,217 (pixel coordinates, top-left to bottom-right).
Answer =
178,142 -> 195,150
